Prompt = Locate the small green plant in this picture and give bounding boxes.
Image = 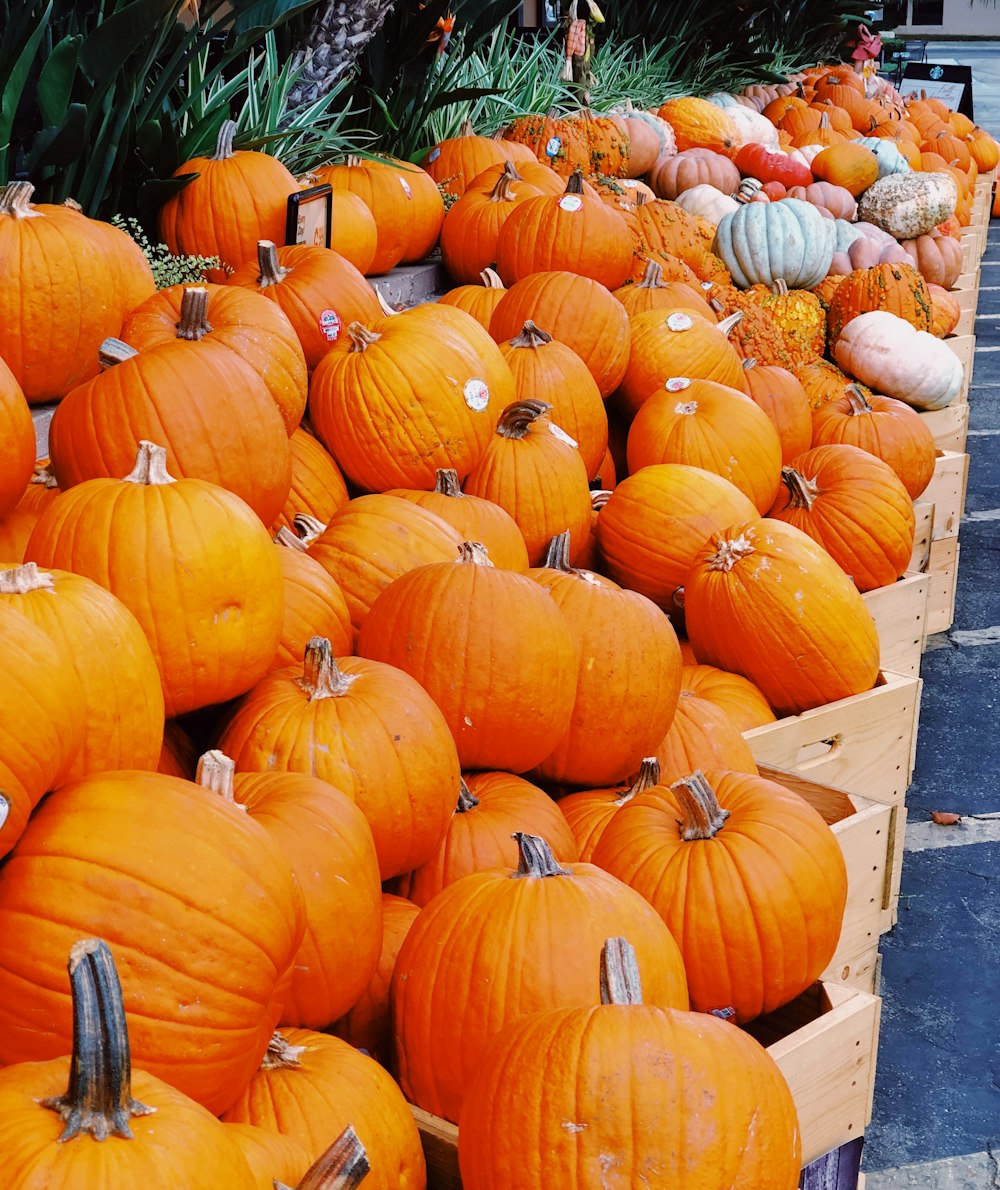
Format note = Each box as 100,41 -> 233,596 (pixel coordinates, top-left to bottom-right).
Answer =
111,216 -> 222,289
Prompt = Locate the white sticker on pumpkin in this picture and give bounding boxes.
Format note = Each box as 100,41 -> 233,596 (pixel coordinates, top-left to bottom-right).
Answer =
398,176 -> 412,199
318,308 -> 342,342
665,377 -> 691,392
666,312 -> 693,332
558,194 -> 583,213
622,179 -> 639,189
548,423 -> 579,448
464,378 -> 490,411
428,147 -> 441,163
546,137 -> 562,157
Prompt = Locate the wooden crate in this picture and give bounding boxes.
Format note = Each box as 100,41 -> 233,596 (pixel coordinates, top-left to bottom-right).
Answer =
743,669 -> 922,804
909,501 -> 934,573
925,534 -> 960,637
953,304 -> 975,337
761,766 -> 894,977
412,982 -> 882,1183
920,400 -> 969,453
943,332 -> 975,379
861,571 -> 929,677
922,449 -> 969,540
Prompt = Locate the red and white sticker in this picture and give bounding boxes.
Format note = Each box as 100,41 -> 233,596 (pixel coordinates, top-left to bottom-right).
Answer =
318,308 -> 342,342
665,377 -> 691,392
558,194 -> 583,213
464,378 -> 490,411
398,176 -> 412,199
666,312 -> 693,332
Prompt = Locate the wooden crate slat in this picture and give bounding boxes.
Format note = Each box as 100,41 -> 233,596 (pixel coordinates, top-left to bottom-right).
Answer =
861,571 -> 929,678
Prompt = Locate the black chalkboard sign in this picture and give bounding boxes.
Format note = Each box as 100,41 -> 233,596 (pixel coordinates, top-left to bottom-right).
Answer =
899,63 -> 974,120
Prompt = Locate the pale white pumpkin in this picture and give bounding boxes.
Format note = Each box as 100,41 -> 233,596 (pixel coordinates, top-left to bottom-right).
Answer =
674,184 -> 739,225
832,311 -> 964,411
726,105 -> 781,151
856,172 -> 958,240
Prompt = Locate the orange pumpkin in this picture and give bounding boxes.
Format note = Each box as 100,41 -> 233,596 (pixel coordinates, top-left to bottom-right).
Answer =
0,356 -> 35,519
557,757 -> 666,862
272,534 -> 353,670
650,688 -> 760,783
614,259 -> 716,320
681,663 -> 776,732
740,357 -> 813,464
0,464 -> 60,565
422,120 -> 509,197
327,188 -> 378,273
811,142 -> 879,196
310,157 -> 414,274
272,428 -> 349,535
927,283 -> 961,337
437,267 -> 507,329
440,165 -> 541,284
826,261 -> 933,344
658,97 -> 736,153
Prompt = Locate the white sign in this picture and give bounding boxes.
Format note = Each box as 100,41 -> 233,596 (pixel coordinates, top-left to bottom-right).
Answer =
899,77 -> 966,111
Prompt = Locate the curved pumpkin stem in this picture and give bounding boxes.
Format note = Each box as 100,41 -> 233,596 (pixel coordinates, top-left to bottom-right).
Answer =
456,541 -> 494,567
176,287 -> 213,341
123,441 -> 177,487
489,170 -> 518,204
591,489 -> 612,512
261,1030 -> 307,1070
716,310 -> 743,338
0,561 -> 55,594
299,637 -> 359,700
479,267 -> 504,288
374,288 -> 398,317
771,278 -> 790,297
636,260 -> 666,289
541,530 -> 579,574
347,323 -> 382,352
459,117 -> 476,138
433,468 -> 465,498
496,399 -> 552,439
781,465 -> 819,509
616,757 -> 662,808
564,167 -> 586,195
600,937 -> 644,1006
705,530 -> 756,572
508,320 -> 553,350
671,771 -> 731,841
40,938 -> 154,1141
257,240 -> 290,288
278,1125 -> 371,1190
293,513 -> 328,546
195,749 -> 246,810
0,181 -> 39,218
512,832 -> 571,878
99,338 -> 139,368
275,525 -> 309,552
456,777 -> 479,813
845,383 -> 874,415
212,119 -> 238,161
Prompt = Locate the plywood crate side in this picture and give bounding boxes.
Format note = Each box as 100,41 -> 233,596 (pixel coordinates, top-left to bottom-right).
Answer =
413,982 -> 883,1183
954,305 -> 975,338
746,982 -> 882,1166
925,534 -> 960,638
744,670 -> 922,804
960,238 -> 978,274
825,944 -> 882,995
910,501 -> 934,572
954,269 -> 979,294
861,572 -> 929,678
759,766 -> 893,970
919,401 -> 969,453
923,449 -> 969,540
943,333 -> 975,370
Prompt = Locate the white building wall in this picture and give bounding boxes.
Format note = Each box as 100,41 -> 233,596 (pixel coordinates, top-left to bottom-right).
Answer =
896,0 -> 1000,36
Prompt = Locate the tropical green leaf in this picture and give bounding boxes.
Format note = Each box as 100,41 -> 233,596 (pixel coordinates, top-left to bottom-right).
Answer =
0,0 -> 52,158
37,34 -> 83,126
78,0 -> 184,84
26,103 -> 88,170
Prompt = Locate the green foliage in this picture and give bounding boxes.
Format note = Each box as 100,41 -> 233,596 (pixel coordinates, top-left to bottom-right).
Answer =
111,214 -> 222,287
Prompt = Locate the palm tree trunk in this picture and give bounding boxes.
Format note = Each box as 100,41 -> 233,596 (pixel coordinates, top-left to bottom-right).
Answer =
286,0 -> 397,110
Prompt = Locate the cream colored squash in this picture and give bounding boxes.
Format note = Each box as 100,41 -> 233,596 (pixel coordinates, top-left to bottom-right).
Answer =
856,172 -> 958,240
674,184 -> 740,225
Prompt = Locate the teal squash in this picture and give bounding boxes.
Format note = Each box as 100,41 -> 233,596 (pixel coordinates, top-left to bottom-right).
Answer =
712,198 -> 834,290
855,138 -> 911,179
833,218 -> 864,253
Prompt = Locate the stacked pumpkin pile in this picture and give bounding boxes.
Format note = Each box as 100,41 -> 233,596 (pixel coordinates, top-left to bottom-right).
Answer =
0,69 -> 998,1188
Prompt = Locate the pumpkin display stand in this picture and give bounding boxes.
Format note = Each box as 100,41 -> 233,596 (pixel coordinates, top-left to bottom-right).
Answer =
861,572 -> 930,678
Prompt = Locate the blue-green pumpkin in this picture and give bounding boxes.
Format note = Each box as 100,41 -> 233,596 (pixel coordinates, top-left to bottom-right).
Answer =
855,137 -> 911,179
833,219 -> 864,253
712,198 -> 835,290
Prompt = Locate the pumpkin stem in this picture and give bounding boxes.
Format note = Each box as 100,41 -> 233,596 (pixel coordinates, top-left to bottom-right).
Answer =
299,637 -> 358,700
40,938 -> 155,1141
508,320 -> 553,350
716,311 -> 743,338
564,167 -> 585,195
771,278 -> 789,297
98,338 -> 139,368
31,462 -> 58,489
277,1125 -> 370,1190
541,530 -> 578,573
375,288 -> 398,317
257,240 -> 290,288
456,777 -> 479,813
781,465 -> 819,509
347,323 -> 382,352
495,399 -> 552,440
591,489 -> 612,512
818,112 -> 830,129
0,180 -> 39,218
459,118 -> 476,138
845,383 -> 874,415
176,287 -> 213,341
636,260 -> 665,289
195,749 -> 245,809
123,441 -> 177,487
479,267 -> 504,289
599,937 -> 645,1006
293,513 -> 328,546
512,832 -> 571,879
615,757 -> 662,808
0,561 -> 55,594
741,357 -> 758,371
433,468 -> 464,498
456,541 -> 494,567
261,1030 -> 307,1071
211,119 -> 238,161
705,530 -> 755,572
275,525 -> 309,552
671,771 -> 731,841
489,173 -> 518,204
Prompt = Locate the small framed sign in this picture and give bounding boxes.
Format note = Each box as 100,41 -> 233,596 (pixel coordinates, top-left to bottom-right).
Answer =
899,63 -> 974,120
286,184 -> 333,249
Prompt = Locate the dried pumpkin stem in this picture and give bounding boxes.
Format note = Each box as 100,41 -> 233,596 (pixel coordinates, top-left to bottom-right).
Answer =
509,320 -> 553,350
781,465 -> 819,510
211,119 -> 238,161
599,938 -> 644,1006
123,441 -> 177,487
636,260 -> 665,289
489,174 -> 518,204
716,311 -> 743,338
261,1030 -> 307,1071
459,117 -> 476,138
479,268 -> 504,289
300,637 -> 358,700
277,1125 -> 370,1190
99,338 -> 139,368
40,938 -> 155,1141
433,469 -> 464,498
671,771 -> 731,841
347,323 -> 382,352
495,399 -> 551,440
512,832 -> 571,878
771,278 -> 789,297
456,778 -> 479,813
275,525 -> 309,552
616,757 -> 662,807
844,384 -> 873,415
257,240 -> 290,288
0,181 -> 39,218
564,167 -> 585,195
541,531 -> 580,575
31,462 -> 58,489
706,531 -> 755,572
293,513 -> 328,546
456,541 -> 494,567
176,287 -> 213,341
591,489 -> 612,512
0,561 -> 55,594
195,750 -> 245,809
741,357 -> 758,372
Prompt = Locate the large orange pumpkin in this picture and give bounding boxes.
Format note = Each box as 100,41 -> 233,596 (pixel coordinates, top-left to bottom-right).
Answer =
272,534 -> 353,670
614,259 -> 716,320
826,261 -> 932,344
272,428 -> 350,535
440,165 -> 541,284
811,142 -> 879,195
741,357 -> 813,464
0,357 -> 36,520
422,119 -> 510,197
